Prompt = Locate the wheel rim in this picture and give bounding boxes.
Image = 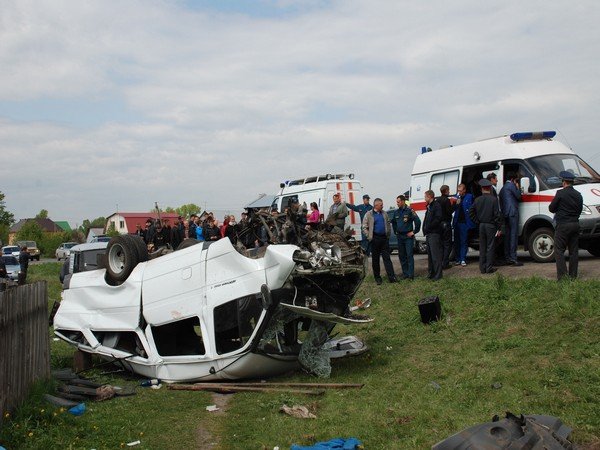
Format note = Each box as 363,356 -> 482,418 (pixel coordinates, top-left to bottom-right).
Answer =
107,243 -> 126,274
533,233 -> 554,259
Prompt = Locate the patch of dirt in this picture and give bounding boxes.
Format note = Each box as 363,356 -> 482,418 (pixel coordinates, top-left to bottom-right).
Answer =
195,393 -> 232,449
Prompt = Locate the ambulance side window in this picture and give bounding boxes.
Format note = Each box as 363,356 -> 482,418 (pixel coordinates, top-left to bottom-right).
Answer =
430,170 -> 459,195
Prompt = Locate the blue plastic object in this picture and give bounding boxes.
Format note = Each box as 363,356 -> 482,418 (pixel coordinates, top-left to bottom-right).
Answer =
291,437 -> 363,450
68,403 -> 86,416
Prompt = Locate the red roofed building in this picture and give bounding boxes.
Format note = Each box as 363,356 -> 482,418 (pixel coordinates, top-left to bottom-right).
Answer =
105,212 -> 180,234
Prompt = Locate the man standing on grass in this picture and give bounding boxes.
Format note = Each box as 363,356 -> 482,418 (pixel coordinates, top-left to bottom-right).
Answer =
18,246 -> 29,285
470,179 -> 502,274
423,190 -> 444,281
362,198 -> 397,285
391,194 -> 421,280
500,172 -> 523,266
549,171 -> 583,280
438,185 -> 455,270
347,194 -> 373,256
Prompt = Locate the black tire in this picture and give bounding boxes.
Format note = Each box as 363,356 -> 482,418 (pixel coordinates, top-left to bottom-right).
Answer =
106,236 -> 139,283
178,238 -> 201,250
586,241 -> 600,257
527,227 -> 555,263
124,234 -> 149,263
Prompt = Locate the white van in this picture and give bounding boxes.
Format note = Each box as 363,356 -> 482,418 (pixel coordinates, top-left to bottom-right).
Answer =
272,173 -> 365,240
409,131 -> 600,262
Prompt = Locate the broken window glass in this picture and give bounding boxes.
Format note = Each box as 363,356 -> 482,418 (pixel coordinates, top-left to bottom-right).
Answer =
151,317 -> 206,356
214,295 -> 263,355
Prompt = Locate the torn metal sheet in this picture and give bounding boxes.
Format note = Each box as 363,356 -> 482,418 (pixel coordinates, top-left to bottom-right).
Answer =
54,208 -> 368,382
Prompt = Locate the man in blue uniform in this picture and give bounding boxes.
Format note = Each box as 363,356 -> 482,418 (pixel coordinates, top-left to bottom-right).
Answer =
391,195 -> 421,280
499,172 -> 523,266
347,194 -> 373,256
549,171 -> 583,280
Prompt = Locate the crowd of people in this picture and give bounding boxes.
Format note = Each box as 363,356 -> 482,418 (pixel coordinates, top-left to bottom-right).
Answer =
349,170 -> 583,283
130,170 -> 582,283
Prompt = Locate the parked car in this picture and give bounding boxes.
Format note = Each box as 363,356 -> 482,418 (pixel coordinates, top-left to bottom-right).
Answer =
1,255 -> 21,280
55,242 -> 78,261
16,240 -> 41,261
2,245 -> 21,257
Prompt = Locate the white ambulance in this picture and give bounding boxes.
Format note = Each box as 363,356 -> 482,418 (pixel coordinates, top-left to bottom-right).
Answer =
272,173 -> 365,240
409,131 -> 600,262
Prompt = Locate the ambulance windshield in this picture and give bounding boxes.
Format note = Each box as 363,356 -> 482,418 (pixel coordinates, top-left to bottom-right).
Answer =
527,154 -> 600,189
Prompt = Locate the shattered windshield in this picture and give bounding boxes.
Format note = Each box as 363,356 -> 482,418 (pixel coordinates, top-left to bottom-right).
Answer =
527,154 -> 600,190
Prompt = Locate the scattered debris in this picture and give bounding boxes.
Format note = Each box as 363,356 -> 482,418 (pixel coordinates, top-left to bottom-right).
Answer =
126,440 -> 141,447
49,368 -> 136,403
291,437 -> 363,449
491,381 -> 503,390
280,404 -> 317,419
140,379 -> 160,387
206,405 -> 220,412
169,383 -> 325,396
429,381 -> 441,391
432,412 -> 575,449
44,394 -> 79,408
67,403 -> 86,416
323,336 -> 369,359
349,298 -> 371,312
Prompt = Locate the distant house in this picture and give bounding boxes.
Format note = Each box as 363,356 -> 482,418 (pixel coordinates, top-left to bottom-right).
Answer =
8,218 -> 63,244
55,221 -> 72,232
104,212 -> 180,235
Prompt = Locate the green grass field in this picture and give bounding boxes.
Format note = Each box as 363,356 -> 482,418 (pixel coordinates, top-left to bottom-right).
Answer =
1,263 -> 598,449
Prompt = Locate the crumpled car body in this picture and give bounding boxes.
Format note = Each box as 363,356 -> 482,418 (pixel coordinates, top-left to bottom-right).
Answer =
54,230 -> 367,382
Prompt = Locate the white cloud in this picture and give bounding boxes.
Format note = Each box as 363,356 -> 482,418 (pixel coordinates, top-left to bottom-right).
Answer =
1,0 -> 599,224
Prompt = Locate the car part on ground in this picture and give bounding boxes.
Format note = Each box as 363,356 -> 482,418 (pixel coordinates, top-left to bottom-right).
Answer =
54,209 -> 367,381
432,412 -> 575,450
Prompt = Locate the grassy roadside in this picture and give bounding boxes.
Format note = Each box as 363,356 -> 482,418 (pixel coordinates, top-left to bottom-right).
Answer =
1,264 -> 599,449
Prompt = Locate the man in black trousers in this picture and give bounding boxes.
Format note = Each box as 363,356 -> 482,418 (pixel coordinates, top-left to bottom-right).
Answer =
362,198 -> 397,285
549,171 -> 583,280
423,190 -> 444,281
470,179 -> 503,274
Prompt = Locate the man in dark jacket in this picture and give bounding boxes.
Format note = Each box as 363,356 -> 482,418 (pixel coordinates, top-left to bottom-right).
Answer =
423,190 -> 444,281
499,172 -> 522,265
438,185 -> 455,269
470,179 -> 503,274
18,246 -> 29,285
549,171 -> 583,280
391,194 -> 421,280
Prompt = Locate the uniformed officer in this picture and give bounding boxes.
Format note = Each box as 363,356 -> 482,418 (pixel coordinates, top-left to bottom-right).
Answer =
347,194 -> 373,256
549,171 -> 583,280
392,195 -> 421,280
470,179 -> 502,274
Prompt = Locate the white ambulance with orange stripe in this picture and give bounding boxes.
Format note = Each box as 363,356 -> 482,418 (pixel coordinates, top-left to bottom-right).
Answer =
272,173 -> 364,240
410,131 -> 600,262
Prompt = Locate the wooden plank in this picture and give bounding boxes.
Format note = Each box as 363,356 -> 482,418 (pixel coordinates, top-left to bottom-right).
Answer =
168,384 -> 325,395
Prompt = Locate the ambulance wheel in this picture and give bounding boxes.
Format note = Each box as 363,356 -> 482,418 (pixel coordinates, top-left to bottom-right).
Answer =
106,236 -> 139,283
528,227 -> 555,263
178,238 -> 200,250
586,241 -> 600,257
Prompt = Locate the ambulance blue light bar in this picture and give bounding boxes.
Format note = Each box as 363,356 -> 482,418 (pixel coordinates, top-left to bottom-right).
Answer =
510,131 -> 556,141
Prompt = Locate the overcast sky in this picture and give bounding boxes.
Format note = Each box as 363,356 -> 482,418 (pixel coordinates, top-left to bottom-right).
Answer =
1,0 -> 599,226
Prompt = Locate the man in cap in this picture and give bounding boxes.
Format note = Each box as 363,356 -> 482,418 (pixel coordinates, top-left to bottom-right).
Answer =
423,190 -> 444,281
391,194 -> 421,280
470,179 -> 503,274
326,192 -> 349,231
549,171 -> 583,280
499,172 -> 523,266
347,194 -> 373,255
362,198 -> 397,285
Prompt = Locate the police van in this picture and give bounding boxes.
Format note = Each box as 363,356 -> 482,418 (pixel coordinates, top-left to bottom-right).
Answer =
409,131 -> 600,262
272,173 -> 365,240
